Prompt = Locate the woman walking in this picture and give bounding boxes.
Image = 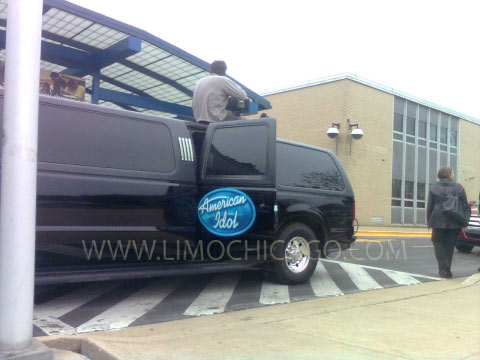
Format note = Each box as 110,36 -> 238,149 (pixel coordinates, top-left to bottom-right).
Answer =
426,167 -> 468,278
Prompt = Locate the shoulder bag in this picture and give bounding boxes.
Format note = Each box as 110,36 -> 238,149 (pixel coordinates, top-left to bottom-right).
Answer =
441,184 -> 471,227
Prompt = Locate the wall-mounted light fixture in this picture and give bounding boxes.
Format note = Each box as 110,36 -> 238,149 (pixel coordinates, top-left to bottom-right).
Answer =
326,123 -> 340,153
348,119 -> 364,155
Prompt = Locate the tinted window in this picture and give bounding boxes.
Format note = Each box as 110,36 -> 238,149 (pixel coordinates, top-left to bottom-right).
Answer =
417,182 -> 425,201
440,127 -> 448,145
277,143 -> 345,191
450,130 -> 457,147
392,179 -> 402,198
393,113 -> 403,132
206,124 -> 267,176
38,104 -> 175,173
418,120 -> 427,139
407,117 -> 415,136
405,181 -> 414,199
430,124 -> 437,141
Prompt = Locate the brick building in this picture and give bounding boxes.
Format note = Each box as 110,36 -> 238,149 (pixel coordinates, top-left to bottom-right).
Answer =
260,74 -> 480,227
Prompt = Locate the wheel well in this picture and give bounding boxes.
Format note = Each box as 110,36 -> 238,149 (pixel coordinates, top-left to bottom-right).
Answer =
277,215 -> 326,245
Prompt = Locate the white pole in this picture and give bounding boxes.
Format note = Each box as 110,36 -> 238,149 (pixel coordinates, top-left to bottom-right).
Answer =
0,0 -> 44,353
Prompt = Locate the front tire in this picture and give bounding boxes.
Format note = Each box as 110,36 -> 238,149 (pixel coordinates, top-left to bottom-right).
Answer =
270,222 -> 319,285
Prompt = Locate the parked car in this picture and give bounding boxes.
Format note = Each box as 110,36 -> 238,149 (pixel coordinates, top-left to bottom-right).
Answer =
456,202 -> 480,253
0,92 -> 356,285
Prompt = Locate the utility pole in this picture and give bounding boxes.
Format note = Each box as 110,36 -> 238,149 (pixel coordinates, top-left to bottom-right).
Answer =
0,0 -> 52,358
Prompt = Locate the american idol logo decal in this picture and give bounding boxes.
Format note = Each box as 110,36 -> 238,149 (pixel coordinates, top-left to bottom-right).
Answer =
198,188 -> 256,237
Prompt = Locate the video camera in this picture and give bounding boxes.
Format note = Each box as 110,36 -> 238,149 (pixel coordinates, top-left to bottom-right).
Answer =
226,97 -> 251,116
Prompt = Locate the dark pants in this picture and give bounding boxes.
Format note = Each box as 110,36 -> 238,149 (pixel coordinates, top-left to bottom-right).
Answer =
431,228 -> 460,275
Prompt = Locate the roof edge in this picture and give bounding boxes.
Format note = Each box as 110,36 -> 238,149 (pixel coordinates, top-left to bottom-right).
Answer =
261,73 -> 480,125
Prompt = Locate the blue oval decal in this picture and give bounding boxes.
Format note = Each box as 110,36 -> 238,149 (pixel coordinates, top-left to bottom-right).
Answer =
198,188 -> 256,237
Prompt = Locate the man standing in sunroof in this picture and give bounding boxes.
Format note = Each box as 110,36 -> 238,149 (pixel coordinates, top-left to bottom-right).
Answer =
192,60 -> 247,124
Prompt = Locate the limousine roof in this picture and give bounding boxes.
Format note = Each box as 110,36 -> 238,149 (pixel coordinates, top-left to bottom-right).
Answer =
0,0 -> 271,120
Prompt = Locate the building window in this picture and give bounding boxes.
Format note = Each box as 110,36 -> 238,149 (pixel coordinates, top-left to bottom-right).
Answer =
392,179 -> 402,198
450,130 -> 457,147
393,133 -> 403,141
391,96 -> 461,226
394,113 -> 403,132
406,117 -> 415,136
419,120 -> 427,139
391,199 -> 401,206
405,181 -> 414,200
417,183 -> 425,201
440,127 -> 448,145
430,124 -> 437,141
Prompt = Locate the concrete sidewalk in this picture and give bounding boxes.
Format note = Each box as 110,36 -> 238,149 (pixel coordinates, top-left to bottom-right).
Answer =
40,274 -> 480,360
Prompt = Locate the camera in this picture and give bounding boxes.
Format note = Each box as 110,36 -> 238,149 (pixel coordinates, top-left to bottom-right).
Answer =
226,97 -> 250,116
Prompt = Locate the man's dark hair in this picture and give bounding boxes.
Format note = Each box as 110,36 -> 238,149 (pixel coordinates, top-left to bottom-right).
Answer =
210,60 -> 227,76
438,167 -> 453,180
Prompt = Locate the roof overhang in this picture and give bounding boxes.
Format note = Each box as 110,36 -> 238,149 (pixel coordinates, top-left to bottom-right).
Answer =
0,0 -> 271,119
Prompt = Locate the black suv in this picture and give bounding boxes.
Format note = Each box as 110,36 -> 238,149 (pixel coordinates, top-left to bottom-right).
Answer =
0,93 -> 356,284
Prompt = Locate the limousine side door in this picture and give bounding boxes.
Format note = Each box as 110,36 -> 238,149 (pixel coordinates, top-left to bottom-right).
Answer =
197,118 -> 276,252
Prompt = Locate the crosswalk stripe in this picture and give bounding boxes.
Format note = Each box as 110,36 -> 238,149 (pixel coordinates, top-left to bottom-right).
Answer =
184,273 -> 240,316
322,259 -> 443,281
338,262 -> 383,291
383,269 -> 421,285
34,282 -> 119,335
310,261 -> 344,297
34,282 -> 119,319
77,278 -> 185,333
33,317 -> 76,336
32,261 -> 444,337
259,280 -> 290,305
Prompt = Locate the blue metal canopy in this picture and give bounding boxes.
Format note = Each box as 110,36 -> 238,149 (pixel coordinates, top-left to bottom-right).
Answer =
0,0 -> 271,119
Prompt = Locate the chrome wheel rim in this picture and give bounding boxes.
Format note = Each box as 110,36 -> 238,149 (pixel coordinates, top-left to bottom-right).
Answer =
284,236 -> 310,273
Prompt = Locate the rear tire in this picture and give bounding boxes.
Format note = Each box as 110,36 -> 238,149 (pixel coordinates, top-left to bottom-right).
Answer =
455,243 -> 473,253
270,222 -> 320,285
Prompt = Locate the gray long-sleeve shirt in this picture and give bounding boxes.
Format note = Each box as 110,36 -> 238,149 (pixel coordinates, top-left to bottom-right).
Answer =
192,74 -> 247,123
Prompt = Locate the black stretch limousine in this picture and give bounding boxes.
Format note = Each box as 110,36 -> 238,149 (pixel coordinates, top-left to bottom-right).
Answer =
0,92 -> 356,285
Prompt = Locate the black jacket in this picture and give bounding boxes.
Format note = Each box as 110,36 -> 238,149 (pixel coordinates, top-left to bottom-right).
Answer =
426,179 -> 468,229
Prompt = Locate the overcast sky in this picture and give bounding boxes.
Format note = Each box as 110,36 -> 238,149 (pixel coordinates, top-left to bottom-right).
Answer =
71,0 -> 480,119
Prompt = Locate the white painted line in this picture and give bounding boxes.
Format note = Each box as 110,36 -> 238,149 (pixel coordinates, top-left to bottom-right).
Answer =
383,269 -> 421,286
184,273 -> 240,316
34,282 -> 119,336
259,280 -> 290,305
77,278 -> 185,333
34,282 -> 118,319
309,261 -> 344,297
322,259 -> 443,281
338,262 -> 383,291
34,317 -> 76,336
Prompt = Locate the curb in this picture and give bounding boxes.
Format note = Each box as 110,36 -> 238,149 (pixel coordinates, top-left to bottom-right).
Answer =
356,231 -> 431,237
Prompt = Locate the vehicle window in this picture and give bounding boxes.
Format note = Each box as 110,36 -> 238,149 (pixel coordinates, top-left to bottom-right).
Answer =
38,105 -> 175,173
206,124 -> 268,176
277,142 -> 345,191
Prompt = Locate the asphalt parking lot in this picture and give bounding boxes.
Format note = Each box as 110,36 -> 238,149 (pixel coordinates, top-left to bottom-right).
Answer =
339,236 -> 480,278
